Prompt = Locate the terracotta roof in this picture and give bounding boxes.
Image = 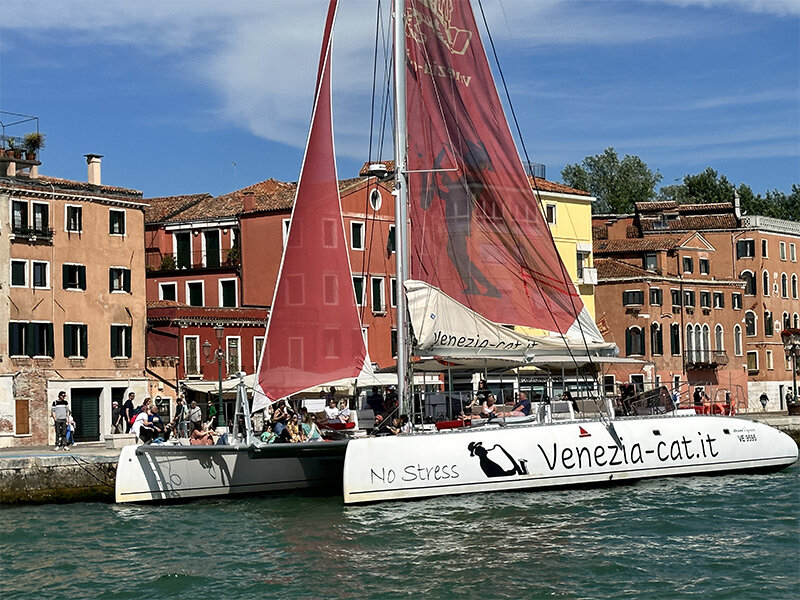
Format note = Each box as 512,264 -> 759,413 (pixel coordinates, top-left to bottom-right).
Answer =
218,178 -> 297,215
640,214 -> 738,231
144,194 -> 210,223
594,234 -> 684,254
635,201 -> 678,212
594,258 -> 651,279
2,174 -> 143,199
529,176 -> 592,197
147,299 -> 189,308
592,224 -> 608,240
678,202 -> 734,213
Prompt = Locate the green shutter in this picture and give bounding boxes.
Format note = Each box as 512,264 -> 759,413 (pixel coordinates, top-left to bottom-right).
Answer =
125,326 -> 132,358
109,269 -> 114,292
79,265 -> 87,290
62,264 -> 69,289
46,323 -> 54,357
111,325 -> 119,357
25,323 -> 35,356
80,325 -> 88,358
123,269 -> 131,293
64,324 -> 73,357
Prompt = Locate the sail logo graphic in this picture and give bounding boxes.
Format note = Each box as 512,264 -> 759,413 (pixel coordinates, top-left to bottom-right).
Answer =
406,0 -> 472,56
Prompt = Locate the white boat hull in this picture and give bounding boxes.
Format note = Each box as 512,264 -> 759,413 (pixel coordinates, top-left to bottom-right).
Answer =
342,415 -> 798,504
115,441 -> 348,503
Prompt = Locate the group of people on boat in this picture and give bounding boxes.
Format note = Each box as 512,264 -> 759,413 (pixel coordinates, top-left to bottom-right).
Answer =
259,399 -> 326,444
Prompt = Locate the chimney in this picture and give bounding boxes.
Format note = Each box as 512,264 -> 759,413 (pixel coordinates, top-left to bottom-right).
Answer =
733,190 -> 742,220
5,159 -> 16,178
243,190 -> 255,213
85,154 -> 103,186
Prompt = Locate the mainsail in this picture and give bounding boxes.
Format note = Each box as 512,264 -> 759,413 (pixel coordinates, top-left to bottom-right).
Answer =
405,0 -> 587,336
255,0 -> 369,403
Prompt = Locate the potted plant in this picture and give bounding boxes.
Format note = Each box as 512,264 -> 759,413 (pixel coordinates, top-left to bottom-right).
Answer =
6,137 -> 22,159
23,132 -> 45,161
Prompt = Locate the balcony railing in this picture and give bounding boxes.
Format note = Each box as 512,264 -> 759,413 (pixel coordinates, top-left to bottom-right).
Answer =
11,226 -> 54,242
146,248 -> 241,272
684,350 -> 729,368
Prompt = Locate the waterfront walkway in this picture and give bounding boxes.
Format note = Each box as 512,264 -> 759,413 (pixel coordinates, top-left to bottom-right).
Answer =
2,413 -> 798,505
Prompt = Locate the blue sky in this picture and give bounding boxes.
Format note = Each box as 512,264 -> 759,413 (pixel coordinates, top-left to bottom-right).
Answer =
1,0 -> 798,199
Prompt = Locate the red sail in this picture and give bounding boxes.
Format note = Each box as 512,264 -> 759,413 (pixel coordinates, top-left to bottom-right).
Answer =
257,0 -> 367,401
405,0 -> 584,333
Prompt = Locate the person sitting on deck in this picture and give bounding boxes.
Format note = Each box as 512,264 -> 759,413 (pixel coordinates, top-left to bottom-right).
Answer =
190,426 -> 216,445
383,386 -> 399,418
337,399 -> 351,423
464,379 -> 490,413
132,406 -> 155,443
323,397 -> 339,423
149,405 -> 167,440
367,386 -> 384,420
497,392 -> 531,417
400,414 -> 412,434
302,413 -> 323,442
286,413 -> 305,443
270,400 -> 289,437
480,394 -> 498,419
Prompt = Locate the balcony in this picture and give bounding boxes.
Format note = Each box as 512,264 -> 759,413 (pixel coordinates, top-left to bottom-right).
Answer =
11,226 -> 54,242
684,350 -> 729,369
146,247 -> 241,272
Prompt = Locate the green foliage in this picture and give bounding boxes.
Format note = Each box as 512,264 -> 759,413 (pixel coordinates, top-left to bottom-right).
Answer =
561,147 -> 662,214
159,254 -> 176,271
23,132 -> 46,153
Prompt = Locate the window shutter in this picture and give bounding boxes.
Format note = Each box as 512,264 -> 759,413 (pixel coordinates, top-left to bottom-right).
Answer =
80,325 -> 88,358
125,326 -> 132,358
79,266 -> 86,290
123,269 -> 131,293
111,326 -> 119,357
63,324 -> 73,357
625,329 -> 632,356
25,323 -> 35,357
62,264 -> 69,289
46,323 -> 54,357
109,269 -> 114,292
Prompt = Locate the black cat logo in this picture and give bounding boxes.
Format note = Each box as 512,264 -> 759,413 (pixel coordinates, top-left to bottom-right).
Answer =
468,441 -> 528,477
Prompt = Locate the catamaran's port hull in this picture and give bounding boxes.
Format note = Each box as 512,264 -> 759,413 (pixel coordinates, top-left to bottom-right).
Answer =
115,441 -> 348,503
342,415 -> 798,504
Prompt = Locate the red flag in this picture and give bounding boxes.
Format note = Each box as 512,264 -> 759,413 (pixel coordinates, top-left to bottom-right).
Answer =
405,0 -> 584,333
579,426 -> 591,438
257,0 -> 367,401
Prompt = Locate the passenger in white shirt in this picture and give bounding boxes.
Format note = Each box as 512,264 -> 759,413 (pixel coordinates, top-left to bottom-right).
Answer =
323,397 -> 339,422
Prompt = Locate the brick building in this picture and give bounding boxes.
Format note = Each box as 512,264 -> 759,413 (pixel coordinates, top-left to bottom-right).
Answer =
593,200 -> 800,410
1,154 -> 148,446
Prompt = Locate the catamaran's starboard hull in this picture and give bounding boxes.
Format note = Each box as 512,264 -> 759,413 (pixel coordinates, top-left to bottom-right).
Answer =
115,441 -> 348,503
342,415 -> 798,504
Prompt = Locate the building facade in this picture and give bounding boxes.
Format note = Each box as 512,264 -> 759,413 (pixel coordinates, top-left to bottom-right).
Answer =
1,155 -> 148,446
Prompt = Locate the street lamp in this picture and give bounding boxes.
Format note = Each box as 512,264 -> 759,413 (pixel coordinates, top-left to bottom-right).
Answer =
781,328 -> 800,414
202,324 -> 226,431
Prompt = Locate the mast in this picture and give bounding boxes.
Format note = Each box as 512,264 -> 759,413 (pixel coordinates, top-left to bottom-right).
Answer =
393,0 -> 411,415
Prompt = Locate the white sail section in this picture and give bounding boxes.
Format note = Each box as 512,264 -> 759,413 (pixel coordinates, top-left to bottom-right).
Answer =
406,280 -> 616,361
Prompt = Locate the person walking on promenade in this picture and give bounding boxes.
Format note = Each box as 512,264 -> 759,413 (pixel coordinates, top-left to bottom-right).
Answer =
52,391 -> 70,450
122,392 -> 135,433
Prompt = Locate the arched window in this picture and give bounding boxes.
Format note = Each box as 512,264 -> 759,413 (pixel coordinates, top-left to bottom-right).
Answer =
670,323 -> 681,355
650,323 -> 663,355
792,274 -> 798,299
765,310 -> 773,336
795,313 -> 799,328
741,270 -> 756,295
762,270 -> 770,296
734,325 -> 742,356
745,311 -> 756,336
702,324 -> 710,350
686,324 -> 694,360
784,312 -> 791,329
714,324 -> 724,350
781,273 -> 788,298
626,326 -> 644,356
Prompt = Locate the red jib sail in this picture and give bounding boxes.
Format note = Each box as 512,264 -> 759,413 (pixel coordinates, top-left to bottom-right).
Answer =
405,0 -> 584,334
256,0 -> 368,401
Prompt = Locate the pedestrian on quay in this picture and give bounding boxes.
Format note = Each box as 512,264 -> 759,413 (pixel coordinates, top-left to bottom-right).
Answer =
122,392 -> 136,433
52,391 -> 70,450
111,400 -> 124,434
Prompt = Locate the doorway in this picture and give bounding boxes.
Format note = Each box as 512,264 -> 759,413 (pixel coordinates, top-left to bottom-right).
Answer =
71,388 -> 102,442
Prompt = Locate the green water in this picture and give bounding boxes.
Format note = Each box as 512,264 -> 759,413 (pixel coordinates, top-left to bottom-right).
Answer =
3,465 -> 799,599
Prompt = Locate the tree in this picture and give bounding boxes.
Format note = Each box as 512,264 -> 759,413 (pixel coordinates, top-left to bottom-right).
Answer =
658,167 -> 737,204
561,147 -> 661,214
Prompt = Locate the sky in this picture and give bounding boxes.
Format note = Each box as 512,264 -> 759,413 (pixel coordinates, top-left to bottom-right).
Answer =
1,0 -> 798,200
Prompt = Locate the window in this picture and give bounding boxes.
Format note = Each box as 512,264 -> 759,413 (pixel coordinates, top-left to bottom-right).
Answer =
791,243 -> 797,262
622,290 -> 644,306
109,267 -> 131,293
682,256 -> 693,273
110,324 -> 132,358
11,260 -> 27,287
184,336 -> 200,375
736,239 -> 755,258
733,325 -> 742,356
644,253 -> 658,271
765,310 -> 774,336
792,274 -> 798,299
63,323 -> 88,358
66,205 -> 82,232
368,188 -> 383,211
784,312 -> 791,330
700,291 -> 710,308
713,292 -> 724,309
670,323 -> 681,355
371,276 -> 386,313
219,279 -> 237,307
254,336 -> 265,371
351,221 -> 365,250
387,225 -> 396,255
545,204 -> 556,225
779,241 -> 786,261
12,200 -> 28,233
762,270 -> 770,296
352,275 -> 366,306
282,219 -> 291,248
745,311 -> 756,337
699,258 -> 709,275
186,281 -> 204,306
32,261 -> 49,289
649,288 -> 662,306
740,271 -> 755,295
761,239 -> 768,258
603,375 -> 616,395
576,251 -> 590,279
650,323 -> 663,355
781,273 -> 788,298
746,351 -> 758,372
795,313 -> 800,328
714,324 -> 724,350
32,202 -> 50,234
62,264 -> 86,291
732,292 -> 742,310
766,350 -> 774,370
204,230 -> 220,268
625,326 -> 644,356
159,282 -> 177,301
390,277 -> 397,308
9,322 -> 26,356
9,322 -> 54,357
175,232 -> 191,268
109,209 -> 126,235
683,290 -> 695,307
390,328 -> 398,358
671,289 -> 681,307
227,337 -> 241,374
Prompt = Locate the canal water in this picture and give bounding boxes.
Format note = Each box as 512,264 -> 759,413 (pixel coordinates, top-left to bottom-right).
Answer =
3,464 -> 798,599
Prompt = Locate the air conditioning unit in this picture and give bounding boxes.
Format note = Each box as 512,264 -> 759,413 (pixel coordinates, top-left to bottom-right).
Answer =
581,267 -> 598,285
